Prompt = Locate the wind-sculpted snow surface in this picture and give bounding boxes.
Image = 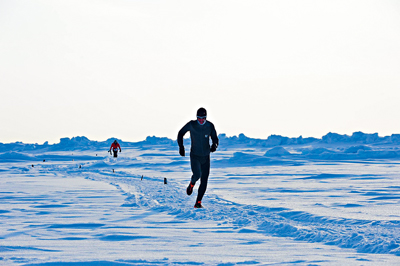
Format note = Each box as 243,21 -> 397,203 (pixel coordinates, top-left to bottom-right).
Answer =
1,135 -> 400,265
81,169 -> 400,257
0,151 -> 39,161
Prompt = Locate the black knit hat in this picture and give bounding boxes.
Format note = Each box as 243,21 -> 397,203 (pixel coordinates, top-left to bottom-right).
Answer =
196,107 -> 207,117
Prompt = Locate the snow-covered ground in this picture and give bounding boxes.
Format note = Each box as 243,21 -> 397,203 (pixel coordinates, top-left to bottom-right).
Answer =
1,132 -> 400,265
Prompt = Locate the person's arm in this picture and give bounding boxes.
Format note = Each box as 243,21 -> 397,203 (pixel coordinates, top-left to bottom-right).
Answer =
210,124 -> 219,152
177,122 -> 191,156
118,143 -> 121,152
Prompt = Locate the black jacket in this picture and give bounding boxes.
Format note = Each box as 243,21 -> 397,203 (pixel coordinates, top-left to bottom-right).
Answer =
177,120 -> 219,156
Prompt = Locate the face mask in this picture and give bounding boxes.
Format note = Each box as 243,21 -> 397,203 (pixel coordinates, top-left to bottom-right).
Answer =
197,116 -> 206,125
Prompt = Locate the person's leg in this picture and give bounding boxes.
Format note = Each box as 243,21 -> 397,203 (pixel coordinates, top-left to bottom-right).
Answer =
187,154 -> 202,196
196,155 -> 210,203
113,150 -> 118,158
190,154 -> 202,184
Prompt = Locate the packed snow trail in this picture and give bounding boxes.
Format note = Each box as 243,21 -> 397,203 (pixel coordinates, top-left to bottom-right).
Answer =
69,165 -> 400,257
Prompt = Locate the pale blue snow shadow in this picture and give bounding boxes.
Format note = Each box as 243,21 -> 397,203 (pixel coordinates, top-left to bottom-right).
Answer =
300,173 -> 348,179
333,203 -> 364,208
0,151 -> 102,162
23,259 -> 204,265
369,196 -> 400,200
33,204 -> 69,208
58,237 -> 88,241
98,234 -> 153,241
47,223 -> 105,229
0,246 -> 60,252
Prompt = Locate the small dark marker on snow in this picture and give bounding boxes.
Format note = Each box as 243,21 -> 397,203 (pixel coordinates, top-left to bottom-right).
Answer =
79,165 -> 81,169
32,165 -> 34,167
43,159 -> 45,162
164,178 -> 167,184
141,175 -> 143,180
113,169 -> 115,173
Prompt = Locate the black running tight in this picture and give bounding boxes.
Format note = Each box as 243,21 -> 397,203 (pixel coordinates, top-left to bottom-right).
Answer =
190,154 -> 210,202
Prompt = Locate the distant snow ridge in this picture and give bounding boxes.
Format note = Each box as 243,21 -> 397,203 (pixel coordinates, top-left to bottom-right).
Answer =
264,147 -> 291,156
2,131 -> 400,152
219,131 -> 400,146
218,149 -> 400,163
344,145 -> 372,153
301,148 -> 336,155
82,171 -> 400,257
219,133 -> 318,147
322,132 -> 380,144
0,151 -> 38,161
144,136 -> 174,145
301,148 -> 400,160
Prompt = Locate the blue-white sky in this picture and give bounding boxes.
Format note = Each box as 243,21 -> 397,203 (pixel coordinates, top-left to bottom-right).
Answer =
1,0 -> 400,144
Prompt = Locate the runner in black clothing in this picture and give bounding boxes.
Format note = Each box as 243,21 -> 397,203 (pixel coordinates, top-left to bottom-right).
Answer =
177,107 -> 219,208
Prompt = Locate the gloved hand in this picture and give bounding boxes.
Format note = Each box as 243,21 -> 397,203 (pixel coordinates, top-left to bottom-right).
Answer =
119,150 -> 122,153
179,146 -> 185,157
210,143 -> 218,152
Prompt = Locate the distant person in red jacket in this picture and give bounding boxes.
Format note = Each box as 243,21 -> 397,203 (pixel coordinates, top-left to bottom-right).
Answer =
109,140 -> 121,158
